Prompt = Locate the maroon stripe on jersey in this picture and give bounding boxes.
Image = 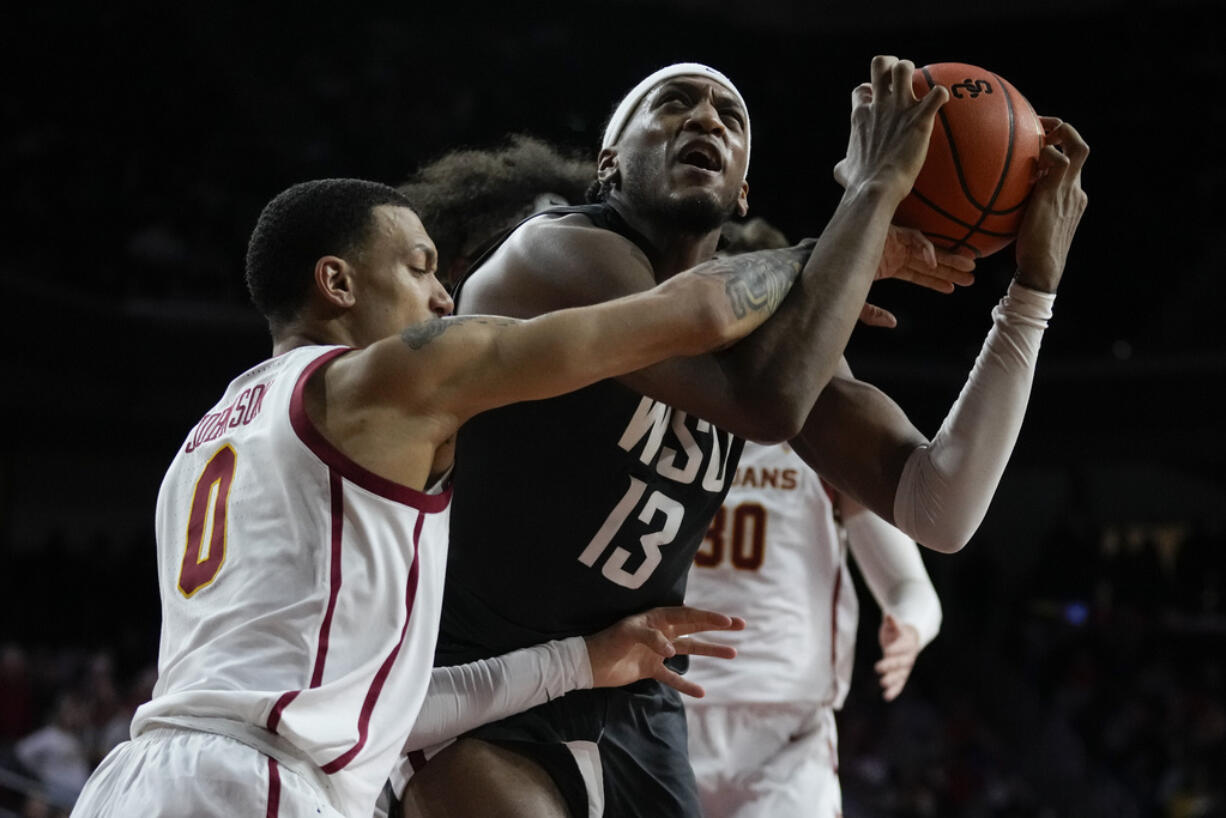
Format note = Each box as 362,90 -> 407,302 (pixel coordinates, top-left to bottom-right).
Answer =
266,756 -> 281,817
408,749 -> 428,772
267,469 -> 347,732
320,510 -> 425,774
289,347 -> 453,512
310,470 -> 347,687
266,690 -> 299,733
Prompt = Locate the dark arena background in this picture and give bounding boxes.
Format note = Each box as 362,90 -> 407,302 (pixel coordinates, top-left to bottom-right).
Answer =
3,2 -> 1223,815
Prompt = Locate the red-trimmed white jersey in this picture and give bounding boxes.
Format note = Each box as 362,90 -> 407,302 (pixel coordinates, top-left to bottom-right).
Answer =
685,442 -> 857,707
133,345 -> 451,818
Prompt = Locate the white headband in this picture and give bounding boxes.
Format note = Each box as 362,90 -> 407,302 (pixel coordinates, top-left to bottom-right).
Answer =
601,62 -> 751,171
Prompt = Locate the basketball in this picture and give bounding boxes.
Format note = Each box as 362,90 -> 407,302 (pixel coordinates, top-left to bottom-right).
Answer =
893,63 -> 1045,258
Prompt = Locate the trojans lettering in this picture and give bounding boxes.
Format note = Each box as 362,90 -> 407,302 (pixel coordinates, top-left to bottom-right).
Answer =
185,382 -> 268,453
732,466 -> 799,491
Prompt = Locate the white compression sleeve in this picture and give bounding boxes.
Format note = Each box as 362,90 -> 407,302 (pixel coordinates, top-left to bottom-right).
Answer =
892,281 -> 1055,552
403,636 -> 593,752
844,509 -> 942,647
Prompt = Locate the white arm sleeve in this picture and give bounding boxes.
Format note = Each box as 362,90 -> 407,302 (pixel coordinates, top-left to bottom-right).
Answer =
403,637 -> 593,752
844,509 -> 942,647
893,281 -> 1055,552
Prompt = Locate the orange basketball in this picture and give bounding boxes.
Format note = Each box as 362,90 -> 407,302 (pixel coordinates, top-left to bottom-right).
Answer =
893,63 -> 1045,258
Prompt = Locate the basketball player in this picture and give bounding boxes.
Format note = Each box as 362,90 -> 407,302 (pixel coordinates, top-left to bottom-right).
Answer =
411,54 -> 1088,818
685,440 -> 942,818
68,176 -> 821,818
382,134 -> 956,818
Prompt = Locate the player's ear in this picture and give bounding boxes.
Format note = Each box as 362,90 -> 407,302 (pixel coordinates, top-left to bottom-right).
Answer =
736,179 -> 749,218
597,148 -> 620,189
314,256 -> 357,310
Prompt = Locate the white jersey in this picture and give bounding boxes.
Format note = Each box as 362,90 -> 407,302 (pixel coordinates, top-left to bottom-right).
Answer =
684,442 -> 857,707
132,345 -> 451,818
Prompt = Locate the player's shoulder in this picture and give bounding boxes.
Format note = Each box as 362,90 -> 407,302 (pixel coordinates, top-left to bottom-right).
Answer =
462,211 -> 655,316
499,211 -> 654,288
511,210 -> 644,257
305,330 -> 466,456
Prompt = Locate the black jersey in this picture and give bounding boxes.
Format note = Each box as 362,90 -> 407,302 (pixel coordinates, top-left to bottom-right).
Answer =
436,203 -> 745,665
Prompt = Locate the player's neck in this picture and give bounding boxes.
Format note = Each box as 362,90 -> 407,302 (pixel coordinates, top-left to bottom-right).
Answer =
606,196 -> 722,280
271,319 -> 357,356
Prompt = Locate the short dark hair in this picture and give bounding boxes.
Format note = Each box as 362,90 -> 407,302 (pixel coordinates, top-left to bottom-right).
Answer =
400,135 -> 594,278
245,178 -> 414,326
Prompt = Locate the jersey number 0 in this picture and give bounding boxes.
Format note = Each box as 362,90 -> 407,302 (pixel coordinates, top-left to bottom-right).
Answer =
178,445 -> 238,597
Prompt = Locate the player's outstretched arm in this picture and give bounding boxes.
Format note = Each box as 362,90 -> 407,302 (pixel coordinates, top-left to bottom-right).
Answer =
458,213 -> 818,438
794,122 -> 1088,551
403,606 -> 743,753
359,243 -> 805,430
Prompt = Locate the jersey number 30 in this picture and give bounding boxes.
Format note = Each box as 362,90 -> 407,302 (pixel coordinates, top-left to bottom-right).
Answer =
178,445 -> 238,597
695,502 -> 766,571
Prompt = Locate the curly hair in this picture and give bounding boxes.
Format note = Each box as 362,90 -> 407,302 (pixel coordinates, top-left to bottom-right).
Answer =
245,178 -> 414,326
400,135 -> 595,279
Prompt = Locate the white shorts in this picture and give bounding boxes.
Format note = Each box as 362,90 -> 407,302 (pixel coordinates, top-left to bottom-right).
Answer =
686,701 -> 841,818
70,727 -> 345,818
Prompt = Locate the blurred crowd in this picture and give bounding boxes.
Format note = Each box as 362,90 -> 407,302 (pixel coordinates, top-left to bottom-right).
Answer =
840,605 -> 1226,816
838,517 -> 1226,817
0,534 -> 159,818
0,645 -> 155,817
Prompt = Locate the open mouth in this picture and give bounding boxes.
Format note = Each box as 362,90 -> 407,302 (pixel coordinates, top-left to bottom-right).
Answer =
678,143 -> 723,173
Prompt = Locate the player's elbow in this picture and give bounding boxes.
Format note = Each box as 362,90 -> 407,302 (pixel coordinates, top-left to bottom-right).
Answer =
893,445 -> 985,554
731,366 -> 836,443
760,413 -> 807,444
910,518 -> 978,554
900,510 -> 978,554
920,534 -> 970,555
733,399 -> 808,444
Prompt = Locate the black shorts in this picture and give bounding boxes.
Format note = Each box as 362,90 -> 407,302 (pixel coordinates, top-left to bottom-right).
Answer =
464,678 -> 700,818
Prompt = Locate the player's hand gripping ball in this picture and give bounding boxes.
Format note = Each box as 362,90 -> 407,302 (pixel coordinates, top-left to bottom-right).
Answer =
892,63 -> 1044,258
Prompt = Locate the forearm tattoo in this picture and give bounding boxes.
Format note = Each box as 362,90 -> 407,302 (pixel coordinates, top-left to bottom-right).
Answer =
400,316 -> 519,350
699,243 -> 813,319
